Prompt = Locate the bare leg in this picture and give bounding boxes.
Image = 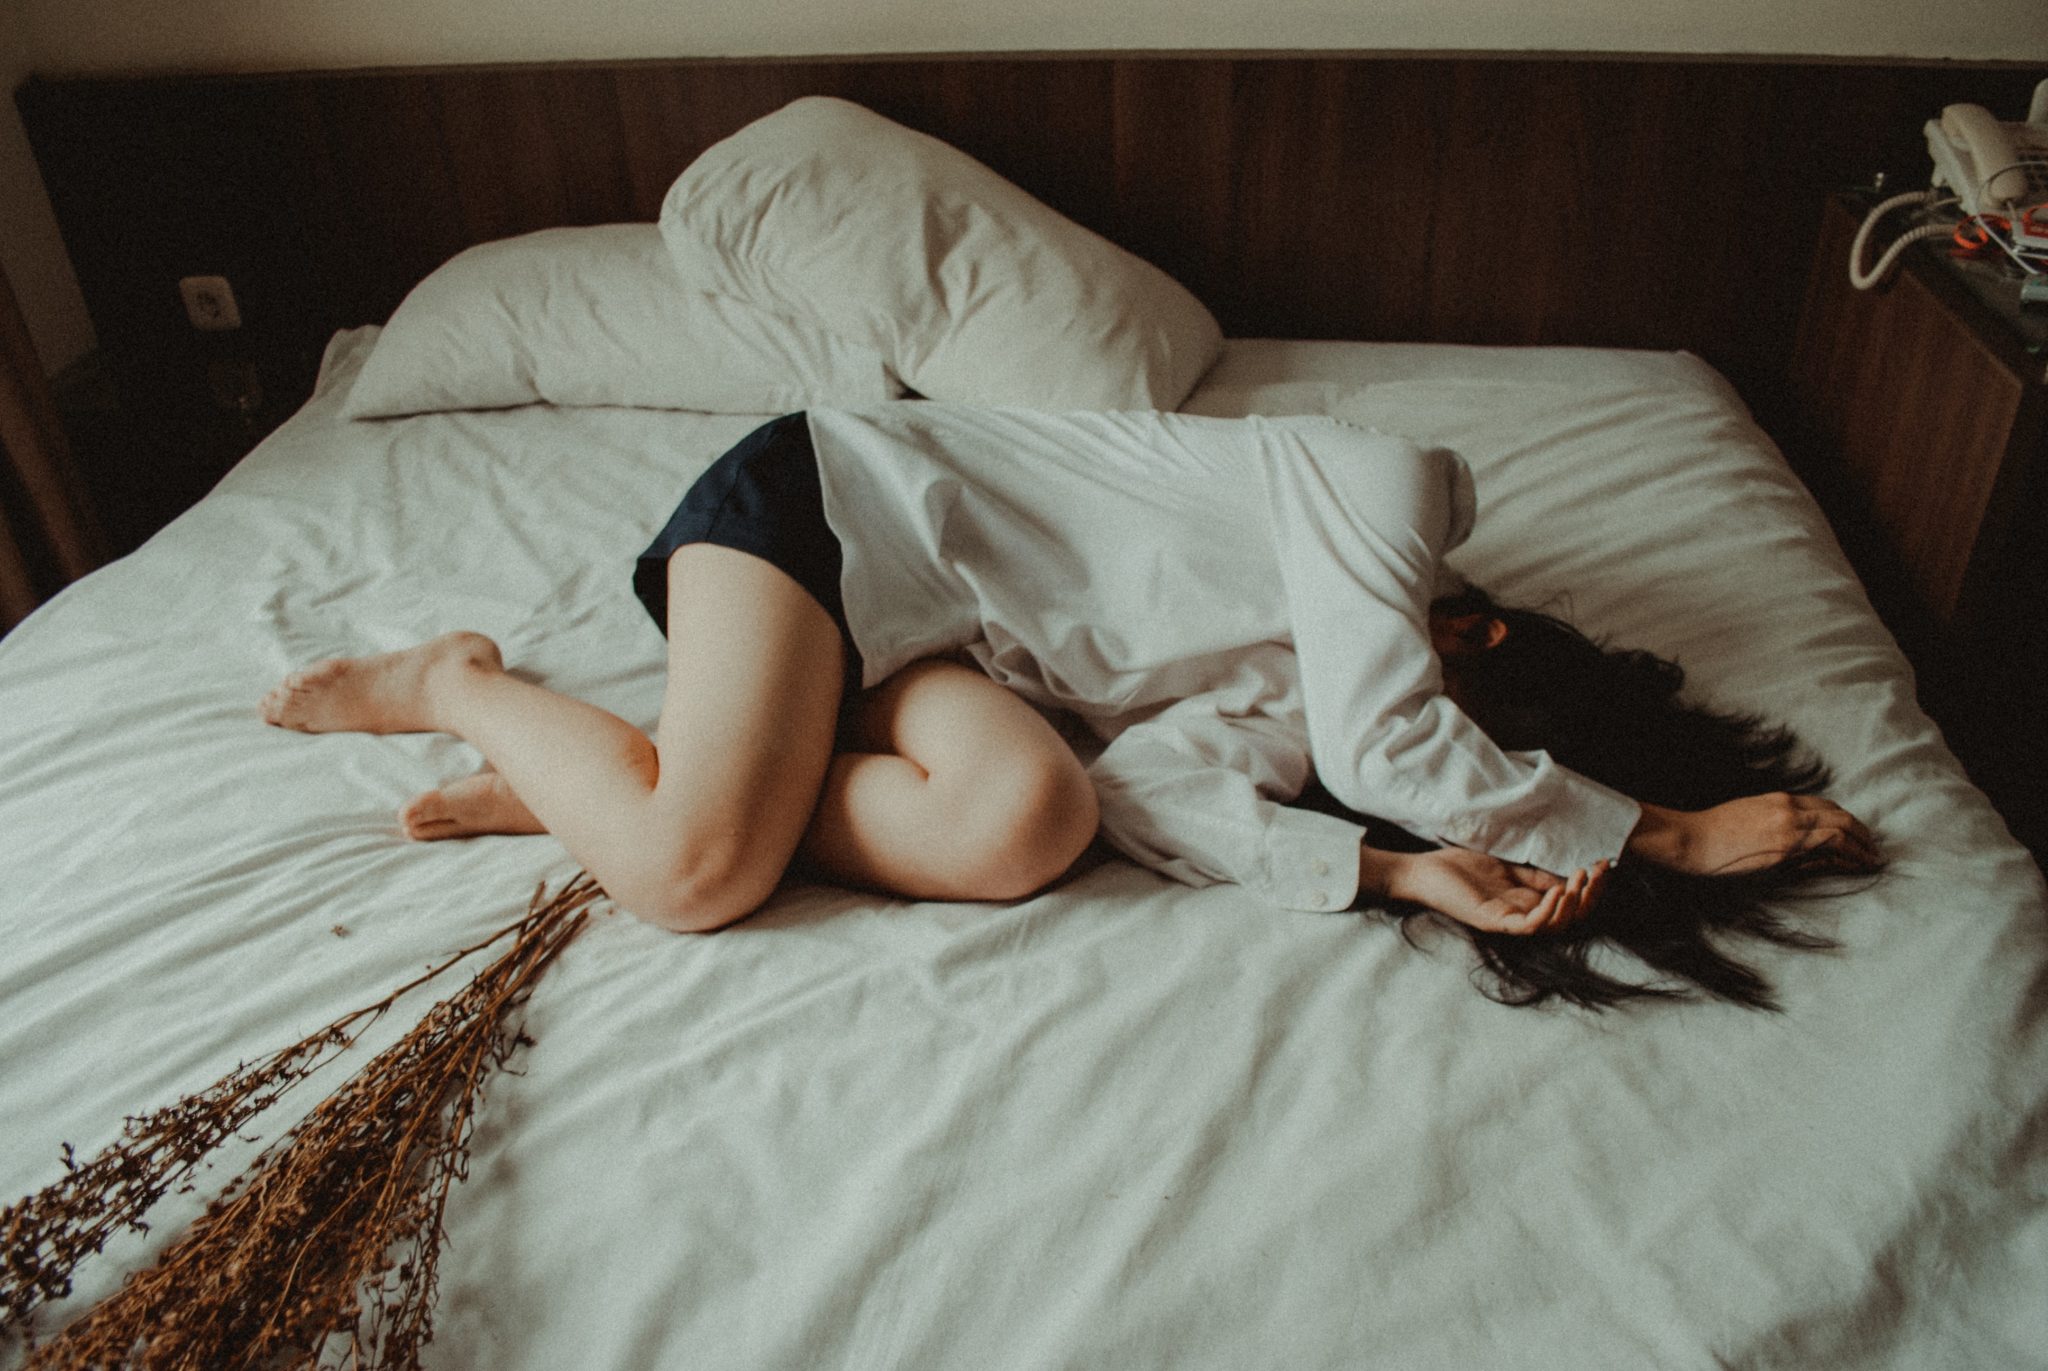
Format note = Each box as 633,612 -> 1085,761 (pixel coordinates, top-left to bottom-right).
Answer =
263,546 -> 845,931
394,658 -> 1100,902
801,659 -> 1099,900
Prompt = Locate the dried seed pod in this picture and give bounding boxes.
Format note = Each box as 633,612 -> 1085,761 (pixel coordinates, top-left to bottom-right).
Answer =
1,874 -> 602,1370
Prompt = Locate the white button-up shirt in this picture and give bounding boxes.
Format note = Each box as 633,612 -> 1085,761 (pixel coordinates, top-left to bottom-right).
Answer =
806,406 -> 1641,911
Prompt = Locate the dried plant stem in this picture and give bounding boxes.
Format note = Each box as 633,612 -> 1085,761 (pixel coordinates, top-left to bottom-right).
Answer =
2,873 -> 603,1370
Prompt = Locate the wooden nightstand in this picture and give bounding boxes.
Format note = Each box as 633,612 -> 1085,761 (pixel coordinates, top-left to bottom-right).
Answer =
1788,193 -> 2048,857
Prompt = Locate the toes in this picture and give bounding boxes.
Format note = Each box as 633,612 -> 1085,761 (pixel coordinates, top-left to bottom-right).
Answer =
260,684 -> 299,726
399,790 -> 447,833
403,814 -> 455,842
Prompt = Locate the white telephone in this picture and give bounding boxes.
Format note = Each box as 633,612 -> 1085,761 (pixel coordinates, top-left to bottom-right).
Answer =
1850,78 -> 2048,290
1925,96 -> 2048,216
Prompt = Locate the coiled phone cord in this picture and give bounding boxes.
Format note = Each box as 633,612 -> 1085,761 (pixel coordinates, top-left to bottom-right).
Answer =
1849,189 -> 1957,290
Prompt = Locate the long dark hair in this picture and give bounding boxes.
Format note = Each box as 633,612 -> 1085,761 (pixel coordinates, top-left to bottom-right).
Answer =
1321,587 -> 1870,1011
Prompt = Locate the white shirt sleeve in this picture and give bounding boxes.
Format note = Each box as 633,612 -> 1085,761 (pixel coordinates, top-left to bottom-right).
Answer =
1087,693 -> 1368,913
1258,421 -> 1642,877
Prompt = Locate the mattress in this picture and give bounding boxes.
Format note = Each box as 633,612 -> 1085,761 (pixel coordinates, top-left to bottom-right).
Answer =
2,332 -> 2043,1370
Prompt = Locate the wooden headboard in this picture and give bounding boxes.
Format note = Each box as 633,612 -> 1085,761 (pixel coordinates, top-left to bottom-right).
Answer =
16,55 -> 2041,428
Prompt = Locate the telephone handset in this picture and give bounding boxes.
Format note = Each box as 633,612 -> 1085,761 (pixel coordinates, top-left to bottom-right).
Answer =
1926,101 -> 2048,215
1849,78 -> 2048,290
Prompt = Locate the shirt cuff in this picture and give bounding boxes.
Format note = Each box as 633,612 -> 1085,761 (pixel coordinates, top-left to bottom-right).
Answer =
1263,806 -> 1370,912
1436,780 -> 1642,877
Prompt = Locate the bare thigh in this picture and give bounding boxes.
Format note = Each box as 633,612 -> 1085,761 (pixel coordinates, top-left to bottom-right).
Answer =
803,657 -> 1099,900
635,543 -> 848,926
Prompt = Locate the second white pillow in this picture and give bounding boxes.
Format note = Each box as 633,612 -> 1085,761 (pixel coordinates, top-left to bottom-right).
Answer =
344,223 -> 901,419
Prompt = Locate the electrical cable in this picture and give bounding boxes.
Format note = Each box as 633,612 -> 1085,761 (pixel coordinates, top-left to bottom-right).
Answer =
1984,218 -> 2047,276
1849,189 -> 1956,290
1970,152 -> 2048,275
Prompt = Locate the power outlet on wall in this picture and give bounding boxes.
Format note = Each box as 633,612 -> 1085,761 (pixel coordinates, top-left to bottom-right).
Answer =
178,275 -> 242,331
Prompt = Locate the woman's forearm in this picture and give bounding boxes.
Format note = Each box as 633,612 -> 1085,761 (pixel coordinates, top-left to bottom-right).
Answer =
1625,803 -> 1691,869
1360,808 -> 1683,897
1355,838 -> 1604,933
1357,842 -> 1407,901
1625,795 -> 1879,877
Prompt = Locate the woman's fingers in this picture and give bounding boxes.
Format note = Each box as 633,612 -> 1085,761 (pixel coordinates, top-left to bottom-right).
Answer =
1506,883 -> 1565,933
1789,798 -> 1881,867
1535,862 -> 1604,932
1558,867 -> 1588,926
1580,859 -> 1609,914
1521,877 -> 1572,933
1500,862 -> 1603,934
1562,860 -> 1610,926
1548,856 -> 1613,930
1452,856 -> 1624,936
1833,812 -> 1880,865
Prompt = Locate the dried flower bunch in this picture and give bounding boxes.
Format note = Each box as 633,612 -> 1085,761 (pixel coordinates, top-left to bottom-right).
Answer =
1,873 -> 603,1370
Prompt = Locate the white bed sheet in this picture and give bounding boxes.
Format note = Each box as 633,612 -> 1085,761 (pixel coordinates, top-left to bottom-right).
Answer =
2,331 -> 2043,1370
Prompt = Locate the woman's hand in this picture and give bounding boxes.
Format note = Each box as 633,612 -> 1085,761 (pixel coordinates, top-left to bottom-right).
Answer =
1360,844 -> 1609,935
1628,794 -> 1879,876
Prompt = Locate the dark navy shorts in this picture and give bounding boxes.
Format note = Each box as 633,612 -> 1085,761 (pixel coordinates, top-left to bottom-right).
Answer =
633,413 -> 853,660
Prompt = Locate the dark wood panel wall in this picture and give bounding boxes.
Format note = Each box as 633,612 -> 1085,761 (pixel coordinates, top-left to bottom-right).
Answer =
15,56 -> 2042,426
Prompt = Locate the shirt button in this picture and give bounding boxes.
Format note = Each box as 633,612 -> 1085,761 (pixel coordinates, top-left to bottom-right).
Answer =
1310,889 -> 1330,907
1311,858 -> 1331,877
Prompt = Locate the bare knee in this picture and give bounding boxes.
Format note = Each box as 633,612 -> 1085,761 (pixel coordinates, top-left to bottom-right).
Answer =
830,656 -> 1099,902
947,752 -> 1099,901
615,832 -> 782,934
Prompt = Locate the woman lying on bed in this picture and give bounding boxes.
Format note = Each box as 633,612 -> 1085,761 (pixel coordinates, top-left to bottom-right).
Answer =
260,407 -> 1878,1008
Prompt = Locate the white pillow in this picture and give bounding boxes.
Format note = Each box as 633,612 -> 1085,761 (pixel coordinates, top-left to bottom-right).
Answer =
660,97 -> 1223,411
343,224 -> 901,418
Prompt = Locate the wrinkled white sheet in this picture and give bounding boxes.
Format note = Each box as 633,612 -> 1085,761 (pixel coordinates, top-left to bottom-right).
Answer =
2,331 -> 2043,1370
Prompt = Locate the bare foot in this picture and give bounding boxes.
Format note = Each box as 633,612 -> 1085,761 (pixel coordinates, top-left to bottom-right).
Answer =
261,632 -> 502,735
401,769 -> 545,841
